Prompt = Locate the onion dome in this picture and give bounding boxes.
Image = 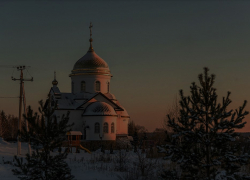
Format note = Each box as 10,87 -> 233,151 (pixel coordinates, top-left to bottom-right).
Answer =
52,79 -> 58,85
73,51 -> 109,70
70,23 -> 112,77
84,101 -> 117,116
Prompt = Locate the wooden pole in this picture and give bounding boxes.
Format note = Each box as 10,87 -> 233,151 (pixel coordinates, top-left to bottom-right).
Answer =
22,83 -> 31,155
17,69 -> 23,155
12,66 -> 33,156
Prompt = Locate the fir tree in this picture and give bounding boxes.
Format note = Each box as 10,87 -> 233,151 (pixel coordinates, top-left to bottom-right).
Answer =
12,100 -> 74,180
159,68 -> 250,180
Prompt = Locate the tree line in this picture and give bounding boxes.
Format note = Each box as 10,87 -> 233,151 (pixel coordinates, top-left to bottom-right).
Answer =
2,67 -> 250,180
0,110 -> 19,141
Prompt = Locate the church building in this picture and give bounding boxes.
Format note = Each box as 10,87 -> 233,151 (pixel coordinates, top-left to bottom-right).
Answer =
48,24 -> 130,141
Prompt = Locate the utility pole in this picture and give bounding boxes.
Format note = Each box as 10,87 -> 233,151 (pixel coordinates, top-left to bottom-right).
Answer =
22,83 -> 31,155
12,66 -> 33,155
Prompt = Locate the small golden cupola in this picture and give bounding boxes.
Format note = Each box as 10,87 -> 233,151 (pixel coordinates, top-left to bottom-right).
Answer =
52,71 -> 58,86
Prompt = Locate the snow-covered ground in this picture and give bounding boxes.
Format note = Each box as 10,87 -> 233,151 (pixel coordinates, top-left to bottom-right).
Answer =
0,138 -> 166,180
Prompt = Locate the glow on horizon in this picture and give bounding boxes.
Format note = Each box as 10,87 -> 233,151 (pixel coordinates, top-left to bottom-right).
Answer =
1,1 -> 250,132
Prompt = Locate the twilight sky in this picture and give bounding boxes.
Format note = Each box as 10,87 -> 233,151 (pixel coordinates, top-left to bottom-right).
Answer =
1,1 -> 250,132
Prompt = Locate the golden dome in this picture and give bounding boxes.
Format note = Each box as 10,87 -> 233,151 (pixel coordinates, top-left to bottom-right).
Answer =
52,79 -> 58,85
70,23 -> 112,77
70,50 -> 112,77
73,50 -> 109,69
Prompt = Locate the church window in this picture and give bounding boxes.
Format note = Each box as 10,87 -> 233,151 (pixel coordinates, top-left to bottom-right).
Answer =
111,122 -> 114,133
71,82 -> 74,93
81,81 -> 86,92
107,82 -> 110,93
95,81 -> 100,91
95,123 -> 100,133
103,122 -> 108,133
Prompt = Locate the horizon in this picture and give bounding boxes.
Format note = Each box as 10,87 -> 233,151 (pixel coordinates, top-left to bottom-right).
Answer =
1,1 -> 250,132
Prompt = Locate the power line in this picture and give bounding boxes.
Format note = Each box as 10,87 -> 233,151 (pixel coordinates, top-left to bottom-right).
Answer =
0,97 -> 19,98
0,65 -> 31,68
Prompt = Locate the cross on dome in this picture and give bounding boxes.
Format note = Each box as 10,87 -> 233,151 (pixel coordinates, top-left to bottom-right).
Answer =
89,22 -> 93,38
89,22 -> 94,52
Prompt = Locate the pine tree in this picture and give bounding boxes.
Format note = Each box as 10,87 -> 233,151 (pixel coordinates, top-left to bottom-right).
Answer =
12,100 -> 74,180
159,68 -> 250,180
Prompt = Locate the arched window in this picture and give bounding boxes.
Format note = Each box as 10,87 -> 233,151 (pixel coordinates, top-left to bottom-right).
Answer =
81,81 -> 86,92
95,81 -> 100,91
103,122 -> 108,133
107,82 -> 110,93
71,82 -> 74,93
95,123 -> 100,133
111,122 -> 114,133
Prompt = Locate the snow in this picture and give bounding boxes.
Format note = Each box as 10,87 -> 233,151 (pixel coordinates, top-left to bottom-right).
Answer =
0,138 -> 165,180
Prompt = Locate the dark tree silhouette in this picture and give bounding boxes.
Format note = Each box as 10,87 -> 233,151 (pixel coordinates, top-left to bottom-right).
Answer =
159,68 -> 250,180
12,100 -> 74,180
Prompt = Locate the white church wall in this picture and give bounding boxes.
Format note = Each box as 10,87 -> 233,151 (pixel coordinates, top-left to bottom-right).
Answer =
85,116 -> 117,141
71,74 -> 111,94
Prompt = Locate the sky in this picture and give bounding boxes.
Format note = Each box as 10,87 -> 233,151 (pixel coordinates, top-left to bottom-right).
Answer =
1,1 -> 250,132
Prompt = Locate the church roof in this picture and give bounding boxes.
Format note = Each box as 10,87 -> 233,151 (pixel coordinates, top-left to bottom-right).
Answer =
104,93 -> 116,100
118,105 -> 130,118
77,92 -> 123,111
50,91 -> 123,111
51,86 -> 61,95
